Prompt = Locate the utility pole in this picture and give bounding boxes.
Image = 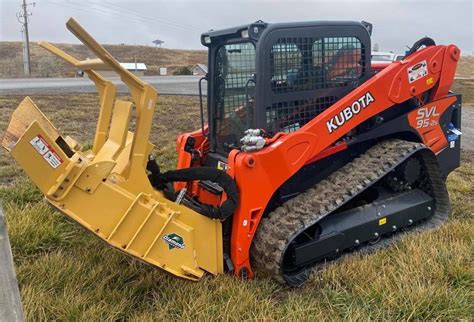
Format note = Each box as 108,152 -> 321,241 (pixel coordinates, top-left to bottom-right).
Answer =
16,0 -> 35,76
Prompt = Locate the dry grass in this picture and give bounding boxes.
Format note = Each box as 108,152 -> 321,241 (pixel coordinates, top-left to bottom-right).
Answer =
0,94 -> 473,320
1,41 -> 472,79
456,56 -> 474,78
0,42 -> 206,78
453,79 -> 474,105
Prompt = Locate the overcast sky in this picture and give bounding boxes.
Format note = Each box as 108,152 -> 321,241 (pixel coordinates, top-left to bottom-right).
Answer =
1,0 -> 473,55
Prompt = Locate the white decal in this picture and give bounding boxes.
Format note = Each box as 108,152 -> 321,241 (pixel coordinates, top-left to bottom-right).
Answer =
450,128 -> 462,136
415,106 -> 440,128
29,134 -> 63,168
30,135 -> 49,155
43,151 -> 63,168
407,60 -> 428,83
326,92 -> 375,133
217,160 -> 228,171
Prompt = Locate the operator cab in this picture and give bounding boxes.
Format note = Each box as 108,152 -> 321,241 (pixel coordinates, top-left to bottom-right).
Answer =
200,21 -> 372,156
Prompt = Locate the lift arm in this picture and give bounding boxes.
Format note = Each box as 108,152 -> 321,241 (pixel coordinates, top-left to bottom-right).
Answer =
228,43 -> 460,277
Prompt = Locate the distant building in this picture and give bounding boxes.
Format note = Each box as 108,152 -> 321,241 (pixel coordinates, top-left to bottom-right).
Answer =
371,52 -> 404,64
86,62 -> 148,77
191,64 -> 208,76
120,63 -> 147,76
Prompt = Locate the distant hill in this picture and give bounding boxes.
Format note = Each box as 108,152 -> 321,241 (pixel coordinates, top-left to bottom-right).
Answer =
456,56 -> 473,78
0,42 -> 207,78
0,41 -> 471,79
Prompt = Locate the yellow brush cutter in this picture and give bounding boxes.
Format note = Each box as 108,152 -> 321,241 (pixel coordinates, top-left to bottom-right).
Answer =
2,18 -> 223,280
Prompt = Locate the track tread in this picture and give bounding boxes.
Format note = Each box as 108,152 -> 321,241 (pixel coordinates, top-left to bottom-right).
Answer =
251,139 -> 450,286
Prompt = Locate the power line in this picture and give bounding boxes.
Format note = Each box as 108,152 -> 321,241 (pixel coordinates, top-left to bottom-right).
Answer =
89,1 -> 199,33
88,1 -> 193,31
46,0 -> 204,48
48,1 -> 143,25
100,1 -> 202,31
16,0 -> 35,76
48,0 -> 196,33
47,1 -> 167,40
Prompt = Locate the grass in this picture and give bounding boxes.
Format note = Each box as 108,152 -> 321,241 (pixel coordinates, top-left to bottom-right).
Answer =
0,94 -> 473,320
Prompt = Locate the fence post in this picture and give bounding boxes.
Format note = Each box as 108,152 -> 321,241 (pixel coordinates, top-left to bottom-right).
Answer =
0,206 -> 24,322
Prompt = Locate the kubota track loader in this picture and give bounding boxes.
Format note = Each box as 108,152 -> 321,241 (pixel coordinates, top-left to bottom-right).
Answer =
2,18 -> 462,286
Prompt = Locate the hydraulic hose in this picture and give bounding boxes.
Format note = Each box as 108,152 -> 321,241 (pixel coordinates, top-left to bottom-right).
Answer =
403,37 -> 436,59
147,160 -> 239,220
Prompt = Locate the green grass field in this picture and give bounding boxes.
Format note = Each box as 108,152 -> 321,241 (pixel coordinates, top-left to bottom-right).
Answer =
0,94 -> 473,320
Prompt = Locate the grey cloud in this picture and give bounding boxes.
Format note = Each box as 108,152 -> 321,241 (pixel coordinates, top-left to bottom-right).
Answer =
1,0 -> 472,55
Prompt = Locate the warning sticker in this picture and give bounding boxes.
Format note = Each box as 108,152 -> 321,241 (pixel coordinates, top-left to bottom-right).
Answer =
43,150 -> 63,168
30,135 -> 49,155
30,134 -> 63,168
407,60 -> 428,83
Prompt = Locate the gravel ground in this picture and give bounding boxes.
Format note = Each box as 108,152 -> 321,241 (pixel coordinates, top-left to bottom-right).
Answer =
462,106 -> 473,150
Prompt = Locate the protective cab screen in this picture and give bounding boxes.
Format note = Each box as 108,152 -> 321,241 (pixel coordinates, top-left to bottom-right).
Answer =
267,36 -> 364,133
214,42 -> 256,151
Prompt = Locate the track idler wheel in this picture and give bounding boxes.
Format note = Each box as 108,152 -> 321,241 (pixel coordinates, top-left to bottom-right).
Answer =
386,157 -> 421,192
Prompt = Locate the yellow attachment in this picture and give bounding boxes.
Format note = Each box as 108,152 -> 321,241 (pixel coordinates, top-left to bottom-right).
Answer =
1,18 -> 223,280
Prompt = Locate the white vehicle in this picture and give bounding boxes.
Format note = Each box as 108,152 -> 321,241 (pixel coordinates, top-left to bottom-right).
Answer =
372,51 -> 404,64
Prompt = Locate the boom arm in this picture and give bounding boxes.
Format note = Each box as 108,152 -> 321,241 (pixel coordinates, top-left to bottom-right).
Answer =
297,44 -> 460,156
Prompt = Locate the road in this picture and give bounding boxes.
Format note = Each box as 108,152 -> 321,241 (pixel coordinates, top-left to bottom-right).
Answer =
1,76 -> 470,95
0,76 -> 205,96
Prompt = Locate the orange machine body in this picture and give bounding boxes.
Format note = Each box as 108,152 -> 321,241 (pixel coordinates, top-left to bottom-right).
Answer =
177,44 -> 459,277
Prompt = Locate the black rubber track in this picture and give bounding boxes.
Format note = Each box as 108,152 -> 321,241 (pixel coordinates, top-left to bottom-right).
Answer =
251,139 -> 450,286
